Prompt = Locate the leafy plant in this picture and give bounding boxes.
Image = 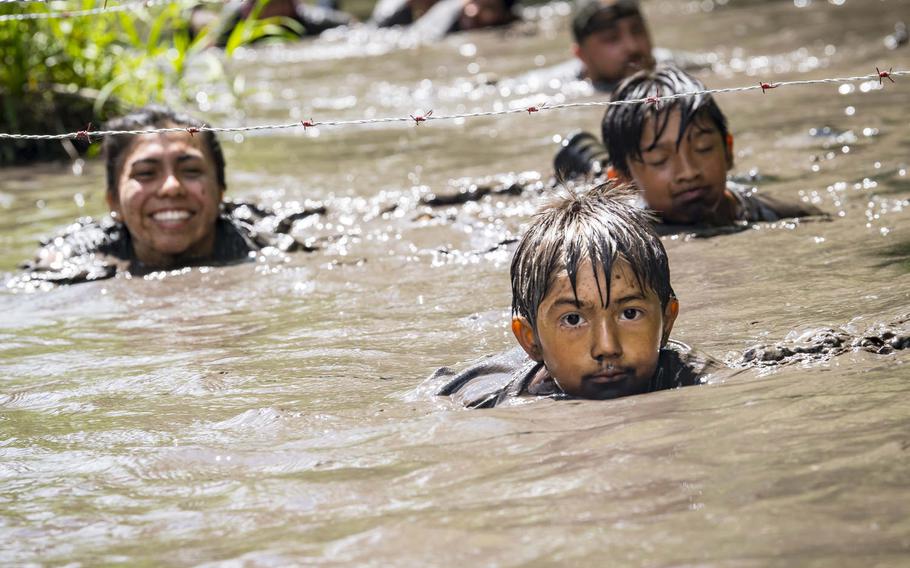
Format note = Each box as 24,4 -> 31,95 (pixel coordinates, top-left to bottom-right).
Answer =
0,0 -> 295,164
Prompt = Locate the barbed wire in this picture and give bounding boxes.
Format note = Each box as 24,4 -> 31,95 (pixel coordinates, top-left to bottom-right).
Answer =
0,0 -> 177,21
0,69 -> 903,141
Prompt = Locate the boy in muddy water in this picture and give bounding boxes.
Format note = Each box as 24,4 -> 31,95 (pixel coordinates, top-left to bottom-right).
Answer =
522,0 -> 709,97
572,0 -> 655,92
429,183 -> 727,408
556,66 -> 824,234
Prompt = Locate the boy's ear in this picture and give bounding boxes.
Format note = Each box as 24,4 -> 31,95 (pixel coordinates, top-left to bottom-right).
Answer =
512,316 -> 543,362
725,134 -> 735,171
610,166 -> 634,184
661,298 -> 679,347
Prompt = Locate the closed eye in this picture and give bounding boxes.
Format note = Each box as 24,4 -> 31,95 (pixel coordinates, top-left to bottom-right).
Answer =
132,169 -> 157,180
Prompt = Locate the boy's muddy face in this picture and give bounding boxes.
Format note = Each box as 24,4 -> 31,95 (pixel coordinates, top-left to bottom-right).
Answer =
108,131 -> 224,268
575,15 -> 655,84
515,260 -> 677,400
627,108 -> 732,225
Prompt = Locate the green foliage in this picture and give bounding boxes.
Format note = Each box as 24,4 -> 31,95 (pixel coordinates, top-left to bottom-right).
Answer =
0,0 -> 290,164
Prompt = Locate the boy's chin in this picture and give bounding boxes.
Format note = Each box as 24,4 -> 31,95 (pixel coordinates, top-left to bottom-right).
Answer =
577,376 -> 649,400
664,201 -> 716,226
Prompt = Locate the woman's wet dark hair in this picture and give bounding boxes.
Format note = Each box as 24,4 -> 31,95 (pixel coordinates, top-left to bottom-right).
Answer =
602,65 -> 729,177
102,105 -> 227,198
511,182 -> 674,331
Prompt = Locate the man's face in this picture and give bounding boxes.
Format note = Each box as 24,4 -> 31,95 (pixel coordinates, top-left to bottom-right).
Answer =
515,259 -> 677,400
108,130 -> 224,268
627,108 -> 732,225
574,15 -> 655,83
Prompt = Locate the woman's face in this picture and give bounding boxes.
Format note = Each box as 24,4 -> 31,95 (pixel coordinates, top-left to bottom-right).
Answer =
108,130 -> 223,268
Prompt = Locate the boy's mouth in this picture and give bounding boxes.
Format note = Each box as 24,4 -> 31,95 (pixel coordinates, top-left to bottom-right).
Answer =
673,186 -> 709,203
584,366 -> 631,384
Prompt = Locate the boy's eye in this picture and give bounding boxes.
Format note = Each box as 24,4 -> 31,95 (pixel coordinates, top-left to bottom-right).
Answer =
182,168 -> 204,177
559,313 -> 586,328
620,308 -> 643,321
133,170 -> 156,179
595,31 -> 620,44
645,157 -> 667,167
695,144 -> 715,153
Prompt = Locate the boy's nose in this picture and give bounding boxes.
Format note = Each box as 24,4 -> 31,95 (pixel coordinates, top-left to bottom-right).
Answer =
673,149 -> 700,184
158,172 -> 185,197
623,36 -> 644,58
591,318 -> 622,361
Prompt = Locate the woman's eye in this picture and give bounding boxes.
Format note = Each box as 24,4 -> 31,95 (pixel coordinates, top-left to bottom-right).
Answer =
695,144 -> 715,153
645,156 -> 667,167
621,308 -> 642,320
560,313 -> 585,328
133,170 -> 155,179
182,169 -> 203,177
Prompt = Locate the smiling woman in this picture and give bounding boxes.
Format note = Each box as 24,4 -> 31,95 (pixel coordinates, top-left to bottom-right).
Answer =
15,106 -> 324,288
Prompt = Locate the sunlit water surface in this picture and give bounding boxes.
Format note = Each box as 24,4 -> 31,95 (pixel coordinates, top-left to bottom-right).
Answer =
2,0 -> 909,564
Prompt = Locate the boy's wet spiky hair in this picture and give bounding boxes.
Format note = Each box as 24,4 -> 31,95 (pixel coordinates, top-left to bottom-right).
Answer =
602,65 -> 730,177
511,181 -> 674,330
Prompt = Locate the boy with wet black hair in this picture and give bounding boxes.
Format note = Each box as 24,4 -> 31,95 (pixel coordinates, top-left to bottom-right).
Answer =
431,182 -> 725,408
603,66 -> 824,232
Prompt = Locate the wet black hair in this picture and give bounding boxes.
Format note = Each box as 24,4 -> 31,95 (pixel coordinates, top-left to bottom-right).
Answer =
572,0 -> 642,44
602,65 -> 729,178
102,105 -> 227,198
511,182 -> 674,331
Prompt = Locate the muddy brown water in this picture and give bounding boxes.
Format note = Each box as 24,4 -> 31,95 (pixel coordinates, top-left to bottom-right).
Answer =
2,0 -> 909,565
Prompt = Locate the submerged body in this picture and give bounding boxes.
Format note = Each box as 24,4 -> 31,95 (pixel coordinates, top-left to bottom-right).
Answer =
432,339 -> 725,407
14,201 -> 322,287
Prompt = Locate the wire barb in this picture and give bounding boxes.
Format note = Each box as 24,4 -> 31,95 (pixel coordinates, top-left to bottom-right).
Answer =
300,119 -> 316,131
877,66 -> 895,85
759,81 -> 779,94
409,110 -> 433,126
74,123 -> 93,143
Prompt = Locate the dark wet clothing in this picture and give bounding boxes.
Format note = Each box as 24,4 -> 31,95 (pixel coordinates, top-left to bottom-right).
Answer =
652,181 -> 827,237
370,0 -> 420,28
371,0 -> 514,39
430,340 -> 722,408
14,200 -> 323,287
208,0 -> 353,47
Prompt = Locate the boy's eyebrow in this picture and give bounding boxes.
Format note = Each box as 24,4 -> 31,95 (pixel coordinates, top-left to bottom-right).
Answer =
611,292 -> 646,305
548,296 -> 590,310
130,158 -> 161,168
640,126 -> 716,153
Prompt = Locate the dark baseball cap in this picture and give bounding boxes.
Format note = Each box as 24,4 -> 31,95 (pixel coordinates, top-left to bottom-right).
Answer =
572,0 -> 642,43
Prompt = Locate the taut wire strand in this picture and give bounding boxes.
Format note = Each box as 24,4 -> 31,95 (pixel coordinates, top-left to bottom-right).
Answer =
0,70 -> 905,141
